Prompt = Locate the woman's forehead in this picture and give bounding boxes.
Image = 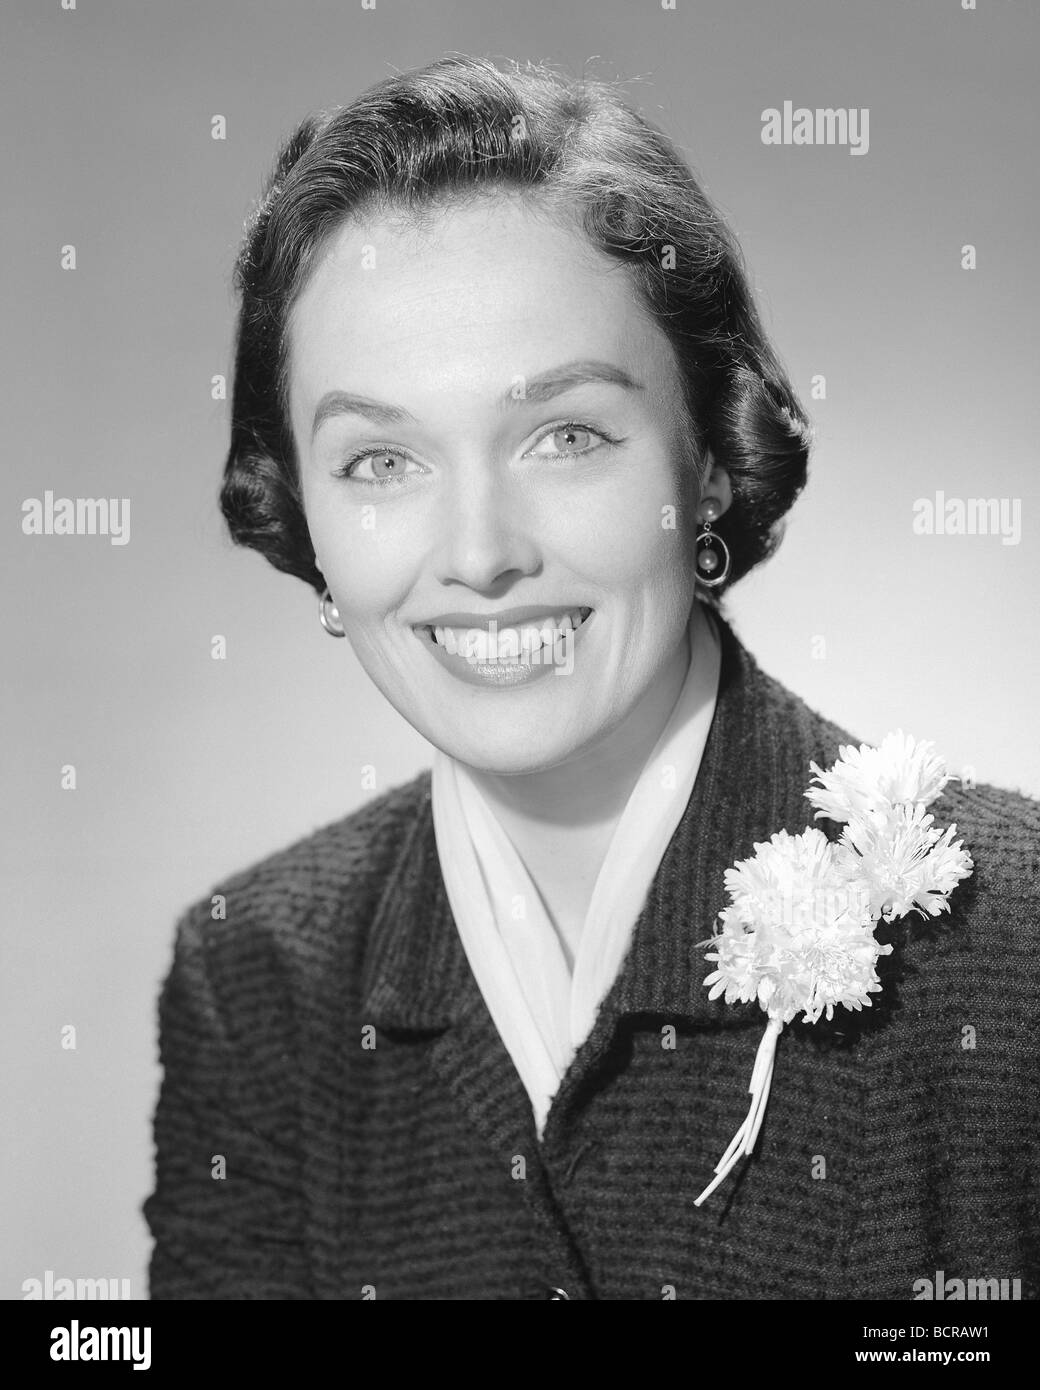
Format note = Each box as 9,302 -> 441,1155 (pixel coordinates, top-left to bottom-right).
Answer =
297,195 -> 628,315
287,195 -> 676,402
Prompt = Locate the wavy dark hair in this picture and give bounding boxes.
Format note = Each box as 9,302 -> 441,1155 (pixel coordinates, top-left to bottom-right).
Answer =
220,54 -> 811,599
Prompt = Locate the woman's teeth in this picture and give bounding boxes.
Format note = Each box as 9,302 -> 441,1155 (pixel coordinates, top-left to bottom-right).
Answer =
431,608 -> 590,661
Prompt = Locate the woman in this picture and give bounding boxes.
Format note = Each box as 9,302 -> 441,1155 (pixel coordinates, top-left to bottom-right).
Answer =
144,55 -> 1039,1300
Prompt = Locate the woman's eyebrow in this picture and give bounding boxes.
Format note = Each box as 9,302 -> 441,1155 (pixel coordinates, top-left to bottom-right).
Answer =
311,391 -> 414,440
507,359 -> 645,405
310,360 -> 644,442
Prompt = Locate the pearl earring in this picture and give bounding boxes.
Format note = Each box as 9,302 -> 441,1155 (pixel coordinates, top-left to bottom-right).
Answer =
318,587 -> 346,638
695,500 -> 731,588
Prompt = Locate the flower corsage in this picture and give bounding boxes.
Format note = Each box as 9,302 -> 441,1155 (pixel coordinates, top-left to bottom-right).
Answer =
694,731 -> 974,1206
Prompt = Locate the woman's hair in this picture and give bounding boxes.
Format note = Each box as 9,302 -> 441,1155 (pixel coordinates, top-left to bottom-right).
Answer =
220,54 -> 811,598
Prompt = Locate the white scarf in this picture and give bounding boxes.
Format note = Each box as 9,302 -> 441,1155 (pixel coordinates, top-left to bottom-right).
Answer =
431,600 -> 721,1137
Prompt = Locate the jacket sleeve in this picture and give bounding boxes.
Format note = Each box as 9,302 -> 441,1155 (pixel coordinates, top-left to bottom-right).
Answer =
142,900 -> 312,1299
842,873 -> 1040,1300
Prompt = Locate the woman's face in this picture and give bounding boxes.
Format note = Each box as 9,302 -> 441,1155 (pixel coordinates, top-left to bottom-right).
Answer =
287,192 -> 706,774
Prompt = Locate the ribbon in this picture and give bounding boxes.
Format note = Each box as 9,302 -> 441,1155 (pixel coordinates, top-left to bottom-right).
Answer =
694,1016 -> 783,1206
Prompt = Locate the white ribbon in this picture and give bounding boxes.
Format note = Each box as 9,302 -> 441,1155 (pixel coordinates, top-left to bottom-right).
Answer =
693,1016 -> 783,1206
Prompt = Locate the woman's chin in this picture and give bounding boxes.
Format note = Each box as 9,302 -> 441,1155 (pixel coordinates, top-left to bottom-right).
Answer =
427,724 -> 587,777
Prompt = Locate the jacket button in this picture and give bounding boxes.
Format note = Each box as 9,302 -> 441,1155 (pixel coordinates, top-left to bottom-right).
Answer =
547,1287 -> 570,1300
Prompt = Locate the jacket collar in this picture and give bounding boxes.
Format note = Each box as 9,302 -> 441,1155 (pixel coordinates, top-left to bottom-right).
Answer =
361,611 -> 844,1036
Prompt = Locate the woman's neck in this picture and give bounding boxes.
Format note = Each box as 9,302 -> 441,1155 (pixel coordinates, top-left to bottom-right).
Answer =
465,618 -> 696,963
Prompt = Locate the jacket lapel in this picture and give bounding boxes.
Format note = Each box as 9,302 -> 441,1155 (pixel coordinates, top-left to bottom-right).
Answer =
360,778 -> 592,1285
544,611 -> 852,1135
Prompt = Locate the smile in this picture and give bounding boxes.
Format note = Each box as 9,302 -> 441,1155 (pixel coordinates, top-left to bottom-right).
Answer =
425,607 -> 592,662
416,607 -> 594,688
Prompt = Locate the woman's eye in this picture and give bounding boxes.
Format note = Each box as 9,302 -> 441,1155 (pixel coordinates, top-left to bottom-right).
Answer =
335,425 -> 616,480
338,449 -> 419,483
529,424 -> 610,458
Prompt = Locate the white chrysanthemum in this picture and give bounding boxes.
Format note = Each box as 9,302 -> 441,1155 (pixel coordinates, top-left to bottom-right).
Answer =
695,732 -> 975,1210
703,828 -> 892,1026
839,802 -> 974,921
805,730 -> 950,824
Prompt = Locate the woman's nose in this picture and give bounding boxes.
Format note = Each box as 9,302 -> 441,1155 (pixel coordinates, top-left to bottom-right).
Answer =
433,458 -> 541,592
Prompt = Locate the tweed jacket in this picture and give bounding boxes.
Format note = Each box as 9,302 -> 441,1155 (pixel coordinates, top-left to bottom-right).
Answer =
143,615 -> 1040,1300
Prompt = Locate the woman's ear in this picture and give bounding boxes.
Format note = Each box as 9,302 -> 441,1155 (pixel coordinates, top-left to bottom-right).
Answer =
697,450 -> 733,520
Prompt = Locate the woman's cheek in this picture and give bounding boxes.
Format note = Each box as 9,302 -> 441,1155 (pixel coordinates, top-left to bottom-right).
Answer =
567,482 -> 694,588
313,497 -> 425,617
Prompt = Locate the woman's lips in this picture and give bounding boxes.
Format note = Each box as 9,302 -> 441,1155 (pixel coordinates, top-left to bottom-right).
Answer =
429,605 -> 591,661
416,607 -> 593,688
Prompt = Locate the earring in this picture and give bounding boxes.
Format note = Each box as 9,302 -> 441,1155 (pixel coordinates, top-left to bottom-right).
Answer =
695,499 -> 731,588
318,587 -> 346,638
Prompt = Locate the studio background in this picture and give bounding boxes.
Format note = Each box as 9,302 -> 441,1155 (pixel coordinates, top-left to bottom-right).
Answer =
3,0 -> 1037,1298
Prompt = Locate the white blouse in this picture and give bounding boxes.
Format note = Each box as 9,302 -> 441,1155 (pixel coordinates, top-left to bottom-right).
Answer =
431,599 -> 721,1137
